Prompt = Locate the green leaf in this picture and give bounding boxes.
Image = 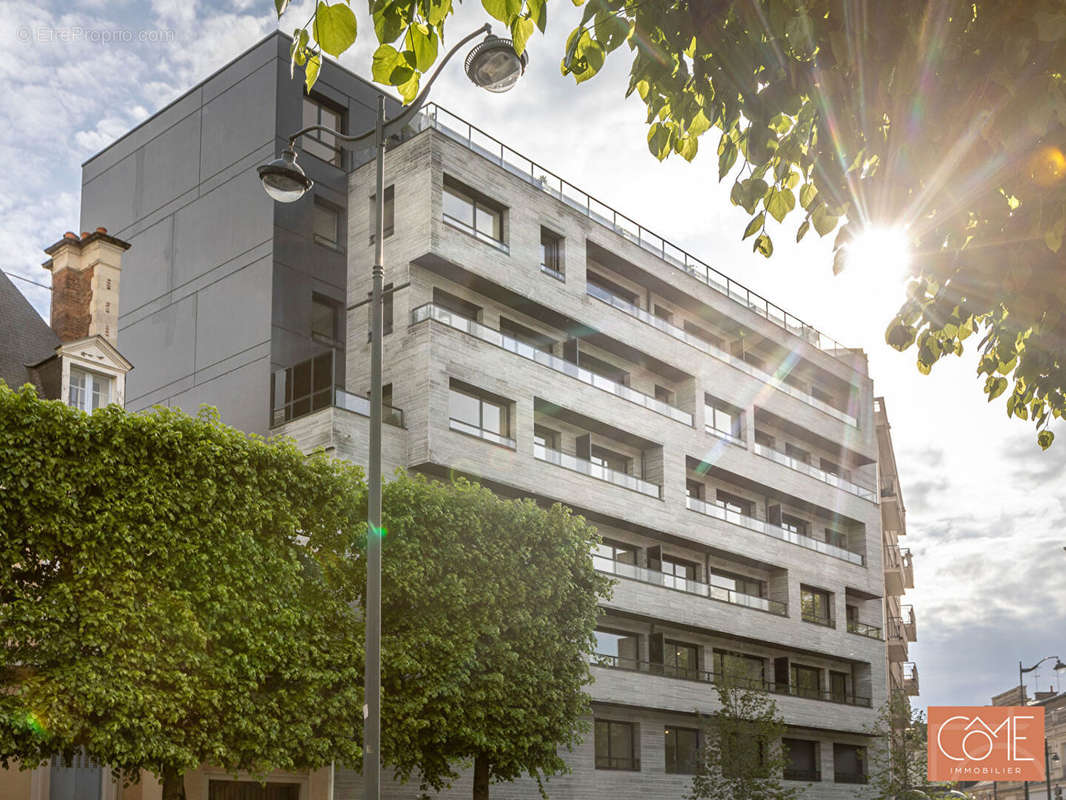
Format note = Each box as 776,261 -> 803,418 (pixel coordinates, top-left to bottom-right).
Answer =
677,135 -> 698,162
753,233 -> 773,257
647,122 -> 671,161
1038,429 -> 1055,450
305,52 -> 322,92
397,72 -> 419,103
811,204 -> 838,236
594,13 -> 629,52
405,22 -> 437,71
718,140 -> 737,180
832,247 -> 847,275
425,0 -> 451,27
290,28 -> 309,78
275,0 -> 290,18
765,187 -> 795,223
482,0 -> 522,24
738,178 -> 768,214
799,183 -> 817,209
314,1 -> 358,57
374,2 -> 408,42
372,44 -> 413,85
987,375 -> 1008,401
526,0 -> 547,31
796,218 -> 810,242
511,15 -> 534,56
743,213 -> 765,240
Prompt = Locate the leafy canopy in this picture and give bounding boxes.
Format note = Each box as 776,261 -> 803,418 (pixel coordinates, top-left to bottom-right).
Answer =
867,692 -> 963,800
0,385 -> 366,790
285,0 -> 1066,448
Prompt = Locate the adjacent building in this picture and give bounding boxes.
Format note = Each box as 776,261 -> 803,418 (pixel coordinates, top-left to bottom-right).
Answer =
8,31 -> 922,800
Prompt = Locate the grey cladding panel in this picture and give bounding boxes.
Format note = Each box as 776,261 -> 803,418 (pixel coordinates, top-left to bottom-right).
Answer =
80,154 -> 138,234
200,63 -> 277,180
194,256 -> 272,371
171,357 -> 271,436
118,293 -> 197,401
120,216 -> 174,314
139,110 -> 202,218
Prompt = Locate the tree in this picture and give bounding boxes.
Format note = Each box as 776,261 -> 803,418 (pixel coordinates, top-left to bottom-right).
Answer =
0,385 -> 366,800
868,691 -> 961,800
372,473 -> 612,800
281,0 -> 1066,448
687,676 -> 800,800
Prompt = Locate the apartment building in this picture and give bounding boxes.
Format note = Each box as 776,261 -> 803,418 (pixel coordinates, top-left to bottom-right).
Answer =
875,397 -> 919,702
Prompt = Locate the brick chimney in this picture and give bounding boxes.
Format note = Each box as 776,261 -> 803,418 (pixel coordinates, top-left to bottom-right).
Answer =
42,227 -> 130,344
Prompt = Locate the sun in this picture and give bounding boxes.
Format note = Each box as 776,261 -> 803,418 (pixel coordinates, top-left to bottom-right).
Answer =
844,225 -> 912,279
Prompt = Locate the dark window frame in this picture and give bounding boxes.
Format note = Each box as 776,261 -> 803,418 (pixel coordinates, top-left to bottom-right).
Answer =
594,719 -> 640,771
302,94 -> 346,167
664,726 -> 701,774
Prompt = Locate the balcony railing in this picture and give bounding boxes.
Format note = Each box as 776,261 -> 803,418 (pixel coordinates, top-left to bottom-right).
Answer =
847,620 -> 883,640
801,611 -> 835,628
586,282 -> 859,427
593,555 -> 787,616
419,104 -> 858,369
685,495 -> 865,566
411,303 -> 693,425
535,444 -> 662,498
752,442 -> 876,501
834,771 -> 868,785
590,657 -> 872,707
271,353 -> 405,428
705,423 -> 746,447
448,418 -> 516,449
784,768 -> 821,782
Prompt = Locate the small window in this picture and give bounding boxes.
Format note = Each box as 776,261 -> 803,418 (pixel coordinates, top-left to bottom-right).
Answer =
105,278 -> 111,290
791,663 -> 823,699
302,95 -> 344,166
716,490 -> 754,518
594,720 -> 639,770
369,185 -> 395,242
685,479 -> 704,500
443,177 -> 504,245
594,629 -> 640,669
800,586 -> 832,626
713,650 -> 765,688
710,569 -> 765,599
663,640 -> 699,679
382,282 -> 394,336
785,442 -> 810,464
833,744 -> 866,784
68,368 -> 112,412
661,556 -> 698,588
590,444 -> 630,475
433,288 -> 481,322
829,670 -> 849,703
783,739 -> 820,781
820,457 -> 850,481
653,305 -> 674,324
593,539 -> 637,566
586,270 -> 639,305
533,424 -> 559,451
754,429 -> 775,448
311,294 -> 340,343
540,227 -> 563,279
664,726 -> 701,774
578,351 -> 630,386
682,319 -> 723,348
448,381 -> 512,446
781,513 -> 809,537
824,528 -> 848,548
705,396 -> 743,443
313,198 -> 341,248
654,384 -> 674,405
500,317 -> 554,354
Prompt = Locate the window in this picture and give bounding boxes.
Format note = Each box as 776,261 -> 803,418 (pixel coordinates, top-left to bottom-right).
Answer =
829,670 -> 849,703
382,383 -> 393,410
686,480 -> 704,500
578,351 -> 630,385
801,587 -> 832,626
783,739 -> 820,781
713,650 -> 765,688
594,629 -> 640,669
382,283 -> 394,335
665,726 -> 701,774
443,177 -> 504,245
654,384 -> 674,405
705,396 -> 743,443
824,528 -> 848,548
595,720 -> 639,770
661,556 -> 697,589
302,95 -> 344,166
313,198 -> 341,248
540,227 -> 563,279
369,185 -> 395,242
586,270 -> 639,305
433,288 -> 481,321
683,319 -> 723,348
663,640 -> 700,679
590,444 -> 630,475
820,457 -> 849,480
311,294 -> 340,343
448,382 -> 512,447
500,317 -> 554,354
833,744 -> 866,784
50,751 -> 103,800
791,663 -> 823,699
781,514 -> 810,538
716,489 -> 754,518
653,305 -> 674,324
710,569 -> 765,599
533,424 -> 559,451
743,350 -> 766,371
754,429 -> 775,448
785,442 -> 810,464
811,384 -> 838,408
593,539 -> 637,568
68,367 -> 111,411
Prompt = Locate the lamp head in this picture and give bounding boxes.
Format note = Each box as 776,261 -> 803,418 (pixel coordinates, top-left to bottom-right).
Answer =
1054,658 -> 1066,672
258,147 -> 313,203
465,34 -> 528,93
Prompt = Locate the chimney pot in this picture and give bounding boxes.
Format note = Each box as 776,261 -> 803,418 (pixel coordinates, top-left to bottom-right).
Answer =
64,231 -> 77,240
95,226 -> 107,234
80,232 -> 90,239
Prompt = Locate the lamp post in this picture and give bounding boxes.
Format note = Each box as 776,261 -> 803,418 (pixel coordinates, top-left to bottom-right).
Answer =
259,27 -> 527,800
1048,742 -> 1061,800
1018,657 -> 1066,800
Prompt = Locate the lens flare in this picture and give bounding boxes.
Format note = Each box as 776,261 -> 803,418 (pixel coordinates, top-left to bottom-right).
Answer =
1028,145 -> 1066,187
844,226 -> 912,280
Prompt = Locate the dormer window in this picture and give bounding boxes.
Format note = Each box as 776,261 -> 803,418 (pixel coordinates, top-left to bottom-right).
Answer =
69,367 -> 111,411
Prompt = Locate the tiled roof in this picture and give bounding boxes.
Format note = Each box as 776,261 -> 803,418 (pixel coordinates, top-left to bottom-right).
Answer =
0,271 -> 59,393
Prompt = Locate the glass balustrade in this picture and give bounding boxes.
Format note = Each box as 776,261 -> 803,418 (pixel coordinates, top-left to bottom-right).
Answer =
752,443 -> 876,501
535,444 -> 661,498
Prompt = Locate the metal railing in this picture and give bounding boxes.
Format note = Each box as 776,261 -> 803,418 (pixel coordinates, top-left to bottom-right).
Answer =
334,388 -> 405,427
271,353 -> 404,428
847,620 -> 883,639
801,611 -> 835,628
752,442 -> 876,501
586,283 -> 859,427
419,104 -> 858,369
535,444 -> 662,498
442,212 -> 509,253
685,495 -> 865,566
834,771 -> 868,785
590,656 -> 872,707
783,768 -> 821,782
411,303 -> 693,425
448,418 -> 516,448
593,555 -> 787,616
705,423 -> 746,447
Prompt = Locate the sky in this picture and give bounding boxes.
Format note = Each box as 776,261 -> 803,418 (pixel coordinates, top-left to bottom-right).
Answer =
2,0 -> 1064,713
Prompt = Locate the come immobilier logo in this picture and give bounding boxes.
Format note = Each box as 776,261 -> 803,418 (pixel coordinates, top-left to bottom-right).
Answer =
928,706 -> 1046,782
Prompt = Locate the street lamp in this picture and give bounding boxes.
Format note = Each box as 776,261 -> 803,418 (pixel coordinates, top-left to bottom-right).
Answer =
1047,744 -> 1061,800
1018,656 -> 1066,800
259,24 -> 526,800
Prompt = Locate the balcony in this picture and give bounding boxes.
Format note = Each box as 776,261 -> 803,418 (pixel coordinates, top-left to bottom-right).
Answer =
411,303 -> 693,425
846,620 -> 883,640
752,442 -> 876,502
593,554 -> 787,616
802,611 -> 835,628
591,656 -> 872,707
586,282 -> 859,427
902,605 -> 917,641
887,617 -> 909,662
420,104 -> 859,369
903,662 -> 920,696
271,353 -> 405,428
685,495 -> 865,566
535,444 -> 661,498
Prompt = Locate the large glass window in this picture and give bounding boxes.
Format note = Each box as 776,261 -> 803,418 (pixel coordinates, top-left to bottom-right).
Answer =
661,556 -> 697,589
448,383 -> 511,445
590,444 -> 631,475
713,650 -> 765,689
791,663 -> 823,699
594,629 -> 639,669
663,640 -> 700,679
801,587 -> 832,626
313,198 -> 341,247
443,179 -> 504,244
68,368 -> 111,412
717,490 -> 755,518
432,288 -> 481,322
49,751 -> 102,800
783,738 -> 820,781
710,569 -> 765,599
705,396 -> 743,442
500,317 -> 554,354
830,670 -> 849,703
664,726 -> 701,774
533,424 -> 559,451
592,539 -> 637,568
595,720 -> 639,770
311,294 -> 340,343
833,744 -> 866,784
785,442 -> 810,464
781,513 -> 810,537
302,95 -> 344,166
